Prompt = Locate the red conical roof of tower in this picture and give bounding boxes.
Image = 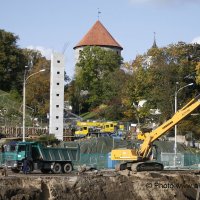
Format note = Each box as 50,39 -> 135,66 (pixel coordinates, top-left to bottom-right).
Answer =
74,20 -> 123,50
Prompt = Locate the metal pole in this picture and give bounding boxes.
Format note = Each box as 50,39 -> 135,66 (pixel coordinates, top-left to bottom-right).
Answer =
174,82 -> 193,167
22,69 -> 46,142
22,71 -> 26,142
174,90 -> 177,166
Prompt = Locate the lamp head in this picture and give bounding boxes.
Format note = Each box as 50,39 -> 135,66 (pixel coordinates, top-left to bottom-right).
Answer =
40,69 -> 46,72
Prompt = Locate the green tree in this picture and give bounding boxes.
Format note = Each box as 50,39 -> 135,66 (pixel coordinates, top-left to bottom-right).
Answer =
97,69 -> 128,120
121,57 -> 150,122
26,57 -> 50,119
0,29 -> 26,91
146,43 -> 198,121
122,42 -> 199,127
75,46 -> 123,110
65,80 -> 83,114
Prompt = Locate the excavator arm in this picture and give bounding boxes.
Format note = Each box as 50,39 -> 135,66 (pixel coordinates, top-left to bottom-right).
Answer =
111,94 -> 200,171
139,94 -> 200,158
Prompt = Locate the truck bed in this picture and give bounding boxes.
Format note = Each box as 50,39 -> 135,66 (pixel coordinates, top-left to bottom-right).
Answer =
40,147 -> 79,162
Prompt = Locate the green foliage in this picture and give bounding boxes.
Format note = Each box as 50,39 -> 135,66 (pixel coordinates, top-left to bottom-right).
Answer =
26,57 -> 50,118
0,29 -> 26,91
99,69 -> 128,120
121,60 -> 150,121
196,62 -> 200,84
0,29 -> 52,120
76,46 -> 122,87
0,90 -> 22,126
177,115 -> 200,140
28,134 -> 60,146
2,27 -> 200,139
81,111 -> 97,120
74,46 -> 123,112
70,42 -> 200,127
125,42 -> 199,123
4,107 -> 22,126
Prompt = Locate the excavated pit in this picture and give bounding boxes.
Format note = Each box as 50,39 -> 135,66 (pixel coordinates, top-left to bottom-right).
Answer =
0,170 -> 199,200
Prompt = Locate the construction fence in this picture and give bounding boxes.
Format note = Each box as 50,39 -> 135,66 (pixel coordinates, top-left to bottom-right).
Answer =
0,126 -> 48,137
61,138 -> 200,170
73,153 -> 115,170
72,152 -> 200,170
160,152 -> 200,169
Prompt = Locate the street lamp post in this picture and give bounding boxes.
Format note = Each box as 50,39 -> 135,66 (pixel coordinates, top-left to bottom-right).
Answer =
174,82 -> 193,166
22,69 -> 45,142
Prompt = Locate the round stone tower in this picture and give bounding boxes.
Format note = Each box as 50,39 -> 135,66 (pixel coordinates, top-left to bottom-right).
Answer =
73,20 -> 123,62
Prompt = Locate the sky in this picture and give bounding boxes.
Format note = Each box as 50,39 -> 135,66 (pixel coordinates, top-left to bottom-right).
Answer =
1,0 -> 200,78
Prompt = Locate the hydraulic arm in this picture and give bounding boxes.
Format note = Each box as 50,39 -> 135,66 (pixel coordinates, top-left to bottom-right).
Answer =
111,94 -> 200,171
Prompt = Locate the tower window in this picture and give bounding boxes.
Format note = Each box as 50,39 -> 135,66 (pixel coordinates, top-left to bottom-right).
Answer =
56,94 -> 59,96
57,82 -> 60,85
57,71 -> 60,74
57,60 -> 60,63
56,127 -> 59,130
56,105 -> 59,108
56,116 -> 59,119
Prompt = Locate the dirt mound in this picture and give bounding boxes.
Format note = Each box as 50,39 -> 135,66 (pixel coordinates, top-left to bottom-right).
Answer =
0,171 -> 199,200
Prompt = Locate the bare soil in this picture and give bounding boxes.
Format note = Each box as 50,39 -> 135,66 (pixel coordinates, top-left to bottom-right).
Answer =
0,170 -> 199,200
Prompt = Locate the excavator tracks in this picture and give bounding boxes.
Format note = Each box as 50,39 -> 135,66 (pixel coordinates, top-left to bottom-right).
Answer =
115,162 -> 164,172
131,162 -> 164,172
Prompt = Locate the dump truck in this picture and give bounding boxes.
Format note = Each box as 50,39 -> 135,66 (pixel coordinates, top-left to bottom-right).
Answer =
0,141 -> 79,174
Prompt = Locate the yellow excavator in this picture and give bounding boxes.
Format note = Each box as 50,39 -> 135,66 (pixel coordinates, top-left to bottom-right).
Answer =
111,94 -> 200,171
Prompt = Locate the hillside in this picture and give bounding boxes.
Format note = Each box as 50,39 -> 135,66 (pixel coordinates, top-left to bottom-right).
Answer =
0,90 -> 32,126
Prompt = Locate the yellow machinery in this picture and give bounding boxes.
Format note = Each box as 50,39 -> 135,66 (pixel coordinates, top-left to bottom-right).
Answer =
75,126 -> 90,136
100,122 -> 121,133
75,121 -> 124,137
111,95 -> 200,171
75,121 -> 101,136
76,121 -> 101,127
137,132 -> 148,140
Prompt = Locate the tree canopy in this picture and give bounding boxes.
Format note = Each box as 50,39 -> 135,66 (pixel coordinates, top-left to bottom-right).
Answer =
25,56 -> 50,118
1,28 -> 200,138
74,46 -> 123,112
0,29 -> 27,92
67,42 -> 200,137
121,42 -> 200,136
0,29 -> 52,124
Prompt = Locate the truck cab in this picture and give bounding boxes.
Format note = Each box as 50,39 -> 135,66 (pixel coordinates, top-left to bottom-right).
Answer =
2,142 -> 39,173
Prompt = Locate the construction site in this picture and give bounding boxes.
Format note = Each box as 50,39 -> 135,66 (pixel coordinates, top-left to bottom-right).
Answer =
0,95 -> 200,199
1,3 -> 200,199
1,49 -> 200,199
0,169 -> 199,200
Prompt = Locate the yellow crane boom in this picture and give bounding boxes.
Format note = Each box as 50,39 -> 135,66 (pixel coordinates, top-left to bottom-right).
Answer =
111,94 -> 200,171
140,94 -> 200,158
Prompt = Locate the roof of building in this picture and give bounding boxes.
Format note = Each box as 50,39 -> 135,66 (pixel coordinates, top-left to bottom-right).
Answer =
152,32 -> 158,49
74,20 -> 123,50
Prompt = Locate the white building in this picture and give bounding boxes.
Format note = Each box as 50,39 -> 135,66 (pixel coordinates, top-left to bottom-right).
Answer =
49,52 -> 65,140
